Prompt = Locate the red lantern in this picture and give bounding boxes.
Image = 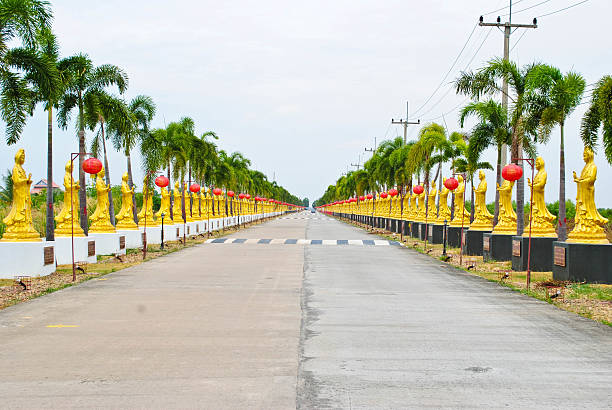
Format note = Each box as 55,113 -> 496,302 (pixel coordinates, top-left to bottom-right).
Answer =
389,188 -> 399,196
444,177 -> 459,191
246,194 -> 251,199
380,192 -> 388,199
155,175 -> 169,188
502,163 -> 523,181
413,185 -> 424,195
227,190 -> 235,198
189,183 -> 201,193
213,188 -> 222,196
359,196 -> 365,201
82,157 -> 102,175
269,198 -> 274,202
366,194 -> 373,200
238,193 -> 246,199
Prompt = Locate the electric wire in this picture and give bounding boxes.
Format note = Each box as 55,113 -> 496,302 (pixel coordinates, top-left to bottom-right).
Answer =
482,0 -> 529,16
501,0 -> 553,17
536,0 -> 590,18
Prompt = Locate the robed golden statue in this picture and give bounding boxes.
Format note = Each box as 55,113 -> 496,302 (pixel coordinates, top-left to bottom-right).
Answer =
1,149 -> 40,241
172,182 -> 184,223
470,171 -> 494,231
525,157 -> 556,237
567,147 -> 609,244
137,179 -> 158,226
435,179 -> 451,224
155,185 -> 171,220
492,179 -> 516,235
115,172 -> 138,230
426,184 -> 437,221
55,160 -> 84,236
450,175 -> 470,227
89,167 -> 116,233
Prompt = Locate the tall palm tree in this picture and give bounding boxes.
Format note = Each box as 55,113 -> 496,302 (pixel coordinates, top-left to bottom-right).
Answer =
0,0 -> 55,144
526,65 -> 586,240
57,54 -> 128,233
459,100 -> 511,224
456,58 -> 539,234
582,75 -> 612,164
409,123 -> 447,213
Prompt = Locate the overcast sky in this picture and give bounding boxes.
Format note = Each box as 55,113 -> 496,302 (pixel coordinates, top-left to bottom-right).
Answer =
1,0 -> 610,206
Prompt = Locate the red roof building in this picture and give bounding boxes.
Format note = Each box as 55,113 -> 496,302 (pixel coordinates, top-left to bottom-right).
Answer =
31,179 -> 61,194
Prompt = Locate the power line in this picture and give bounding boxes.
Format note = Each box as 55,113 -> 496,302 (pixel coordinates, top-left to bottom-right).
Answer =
510,28 -> 528,52
536,0 -> 590,18
412,23 -> 478,116
501,0 -> 553,17
482,0 -> 529,16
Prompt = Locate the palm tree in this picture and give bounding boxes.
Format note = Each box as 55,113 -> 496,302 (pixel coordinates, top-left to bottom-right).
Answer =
57,54 -> 128,233
0,0 -> 55,144
459,100 -> 511,224
456,58 -> 539,234
582,75 -> 612,164
28,27 -> 62,240
526,65 -> 586,240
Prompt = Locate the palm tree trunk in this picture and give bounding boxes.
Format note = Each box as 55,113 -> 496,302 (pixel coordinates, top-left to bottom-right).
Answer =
188,165 -> 192,218
46,106 -> 54,241
77,95 -> 88,234
494,147 -> 502,226
100,123 -> 115,225
167,161 -> 173,221
516,160 -> 525,235
126,152 -> 137,222
470,175 -> 475,223
558,123 -> 567,240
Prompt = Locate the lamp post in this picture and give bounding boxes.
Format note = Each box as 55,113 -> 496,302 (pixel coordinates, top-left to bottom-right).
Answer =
154,175 -> 169,252
71,153 -> 102,281
504,160 -> 532,289
141,170 -> 159,260
442,219 -> 448,257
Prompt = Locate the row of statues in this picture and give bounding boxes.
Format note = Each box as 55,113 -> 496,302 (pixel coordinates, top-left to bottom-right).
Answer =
330,148 -> 609,244
1,149 -> 275,241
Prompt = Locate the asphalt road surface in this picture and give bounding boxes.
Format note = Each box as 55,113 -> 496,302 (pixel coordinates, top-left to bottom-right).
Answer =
1,212 -> 611,409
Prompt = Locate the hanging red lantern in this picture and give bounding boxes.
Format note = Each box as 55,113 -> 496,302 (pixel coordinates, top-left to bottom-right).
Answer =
238,193 -> 246,199
213,188 -> 222,196
502,163 -> 523,181
82,157 -> 102,175
413,185 -> 424,195
269,198 -> 274,202
380,192 -> 388,199
189,183 -> 201,193
389,188 -> 398,197
444,177 -> 459,191
227,190 -> 235,198
155,175 -> 169,188
359,196 -> 365,201
246,194 -> 251,199
366,194 -> 373,200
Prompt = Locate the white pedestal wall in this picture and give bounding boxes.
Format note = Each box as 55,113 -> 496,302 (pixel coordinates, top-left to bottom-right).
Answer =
116,229 -> 142,249
139,225 -> 161,245
88,232 -> 125,256
0,241 -> 56,279
54,236 -> 97,265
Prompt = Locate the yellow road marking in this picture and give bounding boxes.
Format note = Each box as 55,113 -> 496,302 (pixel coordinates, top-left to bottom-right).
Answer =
46,324 -> 79,328
96,278 -> 108,281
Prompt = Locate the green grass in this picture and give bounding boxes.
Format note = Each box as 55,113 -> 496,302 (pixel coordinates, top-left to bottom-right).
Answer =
567,283 -> 612,301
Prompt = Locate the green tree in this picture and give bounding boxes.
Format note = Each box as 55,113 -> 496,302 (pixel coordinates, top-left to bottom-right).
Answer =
581,75 -> 612,163
57,54 -> 128,233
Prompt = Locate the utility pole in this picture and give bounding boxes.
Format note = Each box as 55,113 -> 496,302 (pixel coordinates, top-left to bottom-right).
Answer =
365,137 -> 377,155
479,1 -> 537,165
351,154 -> 362,170
391,102 -> 420,145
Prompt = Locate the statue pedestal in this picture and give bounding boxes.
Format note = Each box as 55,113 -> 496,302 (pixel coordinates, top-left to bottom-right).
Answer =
428,224 -> 445,244
447,226 -> 465,248
552,242 -> 612,284
0,241 -> 56,279
88,232 -> 125,256
400,220 -> 410,236
511,236 -> 556,272
116,229 -> 142,249
410,222 -> 421,239
419,223 -> 429,240
168,224 -> 183,241
465,230 -> 491,256
54,236 -> 97,265
483,233 -> 513,262
139,226 -> 161,245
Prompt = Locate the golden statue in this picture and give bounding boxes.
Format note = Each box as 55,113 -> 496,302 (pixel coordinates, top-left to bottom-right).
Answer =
172,182 -> 184,223
183,183 -> 194,222
1,149 -> 40,241
436,180 -> 451,224
89,167 -> 116,233
567,147 -> 609,244
401,194 -> 410,220
470,171 -> 494,231
492,179 -> 516,234
524,157 -> 556,237
137,179 -> 158,226
191,191 -> 202,220
426,184 -> 437,221
408,192 -> 418,220
199,190 -> 208,219
414,190 -> 426,222
115,172 -> 138,230
155,185 -> 171,220
450,175 -> 470,227
54,160 -> 84,237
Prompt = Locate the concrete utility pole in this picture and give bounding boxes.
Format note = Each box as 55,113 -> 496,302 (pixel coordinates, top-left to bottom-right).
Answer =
391,102 -> 420,145
351,154 -> 362,170
365,137 -> 377,155
479,1 -> 537,165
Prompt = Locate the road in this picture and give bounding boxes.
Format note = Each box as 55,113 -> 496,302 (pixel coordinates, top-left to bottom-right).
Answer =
1,212 -> 611,409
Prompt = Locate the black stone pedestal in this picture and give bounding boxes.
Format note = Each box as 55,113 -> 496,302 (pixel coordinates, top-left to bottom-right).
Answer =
411,222 -> 421,238
428,224 -> 445,244
483,233 -> 513,262
447,226 -> 464,248
465,230 -> 491,256
511,236 -> 556,272
393,219 -> 402,234
401,220 -> 410,236
553,242 -> 612,284
419,223 -> 428,240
